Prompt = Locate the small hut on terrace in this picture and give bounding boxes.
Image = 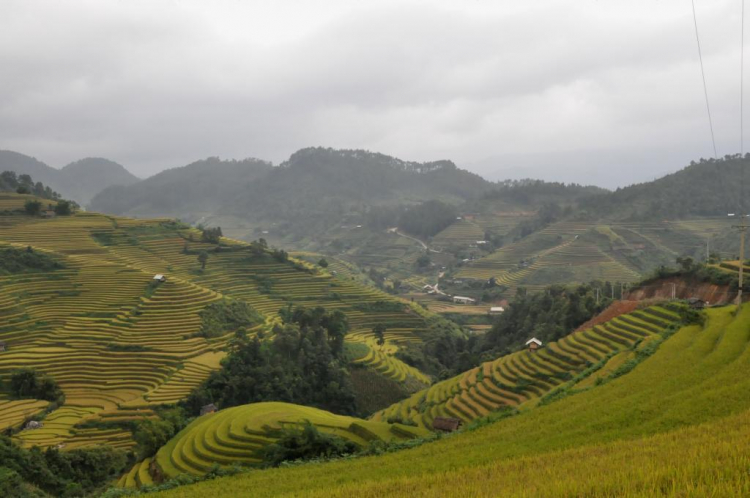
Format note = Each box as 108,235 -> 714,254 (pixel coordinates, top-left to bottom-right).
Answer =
432,416 -> 462,432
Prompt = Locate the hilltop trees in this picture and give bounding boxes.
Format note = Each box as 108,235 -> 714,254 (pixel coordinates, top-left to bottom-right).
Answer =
1,171 -> 60,201
201,227 -> 222,244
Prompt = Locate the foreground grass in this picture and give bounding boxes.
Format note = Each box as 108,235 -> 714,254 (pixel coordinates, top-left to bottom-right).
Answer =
156,305 -> 750,497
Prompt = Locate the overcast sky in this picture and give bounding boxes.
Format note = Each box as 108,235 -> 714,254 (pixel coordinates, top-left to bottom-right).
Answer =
0,0 -> 747,187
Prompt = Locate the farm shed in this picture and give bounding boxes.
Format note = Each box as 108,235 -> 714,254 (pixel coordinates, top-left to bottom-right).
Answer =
526,337 -> 543,351
687,297 -> 707,309
0,341 -> 6,352
41,210 -> 56,218
25,420 -> 43,430
200,403 -> 218,416
153,274 -> 167,283
489,307 -> 505,315
453,296 -> 476,304
433,416 -> 462,432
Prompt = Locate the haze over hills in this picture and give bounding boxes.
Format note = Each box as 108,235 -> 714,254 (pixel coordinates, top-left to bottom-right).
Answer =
89,157 -> 273,218
89,148 -> 496,223
0,150 -> 139,205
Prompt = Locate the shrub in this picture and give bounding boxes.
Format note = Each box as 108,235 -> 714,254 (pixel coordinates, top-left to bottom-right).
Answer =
23,200 -> 41,216
261,421 -> 358,467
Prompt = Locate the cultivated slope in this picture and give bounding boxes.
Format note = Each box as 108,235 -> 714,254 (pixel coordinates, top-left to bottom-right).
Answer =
121,401 -> 428,487
372,304 -> 681,428
0,199 -> 444,449
154,305 -> 750,497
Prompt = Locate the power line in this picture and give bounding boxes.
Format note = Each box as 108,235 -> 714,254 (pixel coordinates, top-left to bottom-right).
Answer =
691,0 -> 719,159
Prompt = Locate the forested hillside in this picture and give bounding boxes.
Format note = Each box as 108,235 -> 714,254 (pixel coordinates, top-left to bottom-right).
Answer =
0,151 -> 138,205
89,157 -> 273,218
578,154 -> 750,219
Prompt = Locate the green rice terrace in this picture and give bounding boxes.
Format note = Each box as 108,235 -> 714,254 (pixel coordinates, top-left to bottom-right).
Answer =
0,197 -> 445,451
372,304 -> 683,428
152,302 -> 750,497
118,401 -> 428,488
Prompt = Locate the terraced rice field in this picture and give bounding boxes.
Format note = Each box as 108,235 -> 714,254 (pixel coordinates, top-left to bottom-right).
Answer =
155,304 -> 750,498
0,193 -> 58,211
432,219 -> 485,247
0,201 -> 439,448
371,305 -> 681,428
455,220 -> 682,288
348,337 -> 431,385
119,401 -> 428,486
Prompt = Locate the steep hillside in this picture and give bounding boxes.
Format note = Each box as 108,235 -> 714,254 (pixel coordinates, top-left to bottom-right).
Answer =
578,154 -> 750,220
373,303 -> 682,427
0,199 -> 452,450
58,157 -> 139,204
0,151 -> 138,205
120,401 -> 428,487
89,157 -> 273,218
153,304 -> 750,497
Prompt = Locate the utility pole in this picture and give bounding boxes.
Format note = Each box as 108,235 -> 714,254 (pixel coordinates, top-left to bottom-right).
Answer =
729,213 -> 748,308
706,237 -> 710,262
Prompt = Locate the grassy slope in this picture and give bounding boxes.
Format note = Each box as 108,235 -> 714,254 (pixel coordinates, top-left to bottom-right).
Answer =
156,305 -> 750,497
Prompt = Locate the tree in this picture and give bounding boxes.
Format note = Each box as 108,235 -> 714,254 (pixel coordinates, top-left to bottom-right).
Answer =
8,368 -> 62,403
53,200 -> 71,216
23,200 -> 41,216
373,323 -> 386,347
416,255 -> 431,268
198,250 -> 209,270
201,227 -> 223,244
318,258 -> 329,268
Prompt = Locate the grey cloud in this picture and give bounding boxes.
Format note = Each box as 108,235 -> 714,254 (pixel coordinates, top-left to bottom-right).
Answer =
0,0 -> 745,185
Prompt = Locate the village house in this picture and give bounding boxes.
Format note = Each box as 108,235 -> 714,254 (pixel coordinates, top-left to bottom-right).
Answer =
41,210 -> 56,218
489,306 -> 505,315
25,420 -> 43,430
452,296 -> 476,305
526,337 -> 543,351
432,416 -> 462,432
200,403 -> 218,416
687,297 -> 707,309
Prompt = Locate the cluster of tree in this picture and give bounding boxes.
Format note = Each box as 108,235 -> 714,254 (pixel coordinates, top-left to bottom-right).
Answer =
0,171 -> 60,200
480,283 -> 612,357
195,300 -> 264,339
23,199 -> 72,216
0,437 -> 127,497
509,202 -> 568,240
260,421 -> 358,467
0,247 -> 63,275
6,368 -> 64,406
365,200 -> 458,238
132,407 -> 188,459
200,226 -> 223,244
184,306 -> 356,416
480,179 -> 604,205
